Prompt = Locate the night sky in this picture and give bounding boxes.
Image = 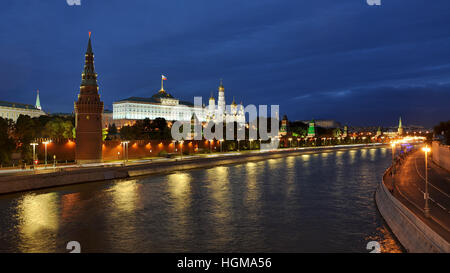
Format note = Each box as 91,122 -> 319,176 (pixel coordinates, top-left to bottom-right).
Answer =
1,0 -> 449,127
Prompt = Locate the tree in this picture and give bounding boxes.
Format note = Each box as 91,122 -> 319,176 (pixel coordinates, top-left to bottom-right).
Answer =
0,117 -> 15,164
434,120 -> 450,145
44,118 -> 74,140
120,125 -> 138,140
15,115 -> 36,162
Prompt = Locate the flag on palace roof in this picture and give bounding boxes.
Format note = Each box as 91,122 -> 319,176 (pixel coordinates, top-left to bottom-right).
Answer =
162,75 -> 167,80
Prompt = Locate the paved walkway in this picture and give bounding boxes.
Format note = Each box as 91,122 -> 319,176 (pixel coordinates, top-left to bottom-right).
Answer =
0,143 -> 382,177
391,149 -> 450,241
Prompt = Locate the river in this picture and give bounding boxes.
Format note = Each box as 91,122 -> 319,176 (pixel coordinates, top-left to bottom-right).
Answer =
0,146 -> 403,252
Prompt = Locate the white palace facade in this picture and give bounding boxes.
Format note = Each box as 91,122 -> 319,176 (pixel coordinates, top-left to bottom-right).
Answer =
110,79 -> 245,128
0,90 -> 46,122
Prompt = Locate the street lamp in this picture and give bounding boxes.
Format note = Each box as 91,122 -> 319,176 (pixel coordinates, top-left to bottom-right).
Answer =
250,138 -> 254,150
30,143 -> 38,168
180,140 -> 184,160
42,140 -> 52,168
288,138 -> 292,148
422,146 -> 431,218
121,141 -> 130,164
391,142 -> 396,185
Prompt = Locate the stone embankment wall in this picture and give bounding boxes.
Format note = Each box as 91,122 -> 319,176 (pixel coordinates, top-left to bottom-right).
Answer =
432,141 -> 450,172
375,168 -> 450,253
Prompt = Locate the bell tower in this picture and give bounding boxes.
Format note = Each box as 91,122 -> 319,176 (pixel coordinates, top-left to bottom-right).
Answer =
74,32 -> 104,164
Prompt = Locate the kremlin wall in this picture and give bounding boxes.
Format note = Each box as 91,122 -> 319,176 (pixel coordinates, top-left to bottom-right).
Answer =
33,139 -> 222,163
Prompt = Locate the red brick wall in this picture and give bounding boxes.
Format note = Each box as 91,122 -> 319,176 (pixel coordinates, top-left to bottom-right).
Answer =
35,139 -> 221,162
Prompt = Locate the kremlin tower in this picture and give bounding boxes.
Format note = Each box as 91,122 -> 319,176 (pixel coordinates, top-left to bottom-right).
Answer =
74,33 -> 104,163
397,117 -> 404,136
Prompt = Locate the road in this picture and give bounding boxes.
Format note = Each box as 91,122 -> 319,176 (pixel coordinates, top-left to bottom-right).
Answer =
394,149 -> 450,241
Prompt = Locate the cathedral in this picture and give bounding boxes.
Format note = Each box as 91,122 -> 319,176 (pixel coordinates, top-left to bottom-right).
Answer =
206,80 -> 245,125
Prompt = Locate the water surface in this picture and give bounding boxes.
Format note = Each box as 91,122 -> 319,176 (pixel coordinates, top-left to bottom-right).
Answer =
0,147 -> 402,252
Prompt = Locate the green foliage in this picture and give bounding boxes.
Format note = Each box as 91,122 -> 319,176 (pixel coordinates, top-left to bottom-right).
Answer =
120,118 -> 172,140
332,128 -> 342,138
44,118 -> 74,140
108,123 -> 118,135
289,121 -> 307,137
15,115 -> 37,161
102,128 -> 108,141
0,117 -> 15,164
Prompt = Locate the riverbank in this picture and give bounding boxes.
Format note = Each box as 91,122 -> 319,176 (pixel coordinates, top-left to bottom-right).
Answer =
0,143 -> 383,195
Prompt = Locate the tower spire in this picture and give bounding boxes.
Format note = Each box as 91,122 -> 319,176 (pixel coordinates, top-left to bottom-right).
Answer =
35,89 -> 42,110
81,32 -> 97,87
397,117 -> 404,135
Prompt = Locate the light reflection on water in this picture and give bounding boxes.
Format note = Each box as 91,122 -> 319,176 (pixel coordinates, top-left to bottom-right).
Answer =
0,147 -> 402,253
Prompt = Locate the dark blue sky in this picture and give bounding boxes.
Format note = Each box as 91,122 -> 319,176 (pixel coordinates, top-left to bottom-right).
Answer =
1,0 -> 449,127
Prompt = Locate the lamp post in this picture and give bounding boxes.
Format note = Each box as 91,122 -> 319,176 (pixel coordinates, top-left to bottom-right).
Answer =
121,141 -> 129,164
180,140 -> 184,160
42,140 -> 52,168
250,138 -> 254,150
220,139 -> 223,153
391,142 -> 396,186
288,138 -> 292,148
422,146 -> 431,218
30,143 -> 38,168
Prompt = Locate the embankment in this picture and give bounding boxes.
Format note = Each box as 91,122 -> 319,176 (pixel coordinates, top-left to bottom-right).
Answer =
375,168 -> 450,253
0,144 -> 381,195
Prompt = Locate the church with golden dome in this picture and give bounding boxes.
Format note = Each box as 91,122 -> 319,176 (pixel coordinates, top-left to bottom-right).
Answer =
206,80 -> 245,125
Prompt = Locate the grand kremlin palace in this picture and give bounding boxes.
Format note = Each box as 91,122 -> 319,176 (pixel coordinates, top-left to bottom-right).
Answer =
109,80 -> 245,128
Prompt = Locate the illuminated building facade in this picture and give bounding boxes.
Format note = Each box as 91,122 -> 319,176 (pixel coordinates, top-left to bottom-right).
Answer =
206,80 -> 245,124
112,80 -> 245,127
0,90 -> 45,122
397,117 -> 404,136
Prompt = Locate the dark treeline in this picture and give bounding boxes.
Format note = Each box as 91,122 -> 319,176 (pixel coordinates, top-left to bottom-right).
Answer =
117,118 -> 172,140
0,115 -> 75,164
434,120 -> 450,145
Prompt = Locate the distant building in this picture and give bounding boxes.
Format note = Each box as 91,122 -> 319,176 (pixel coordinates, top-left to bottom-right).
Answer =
376,126 -> 382,137
342,125 -> 348,138
0,90 -> 46,122
279,115 -> 288,136
102,109 -> 113,128
397,117 -> 404,136
206,80 -> 245,125
307,119 -> 316,137
300,119 -> 341,129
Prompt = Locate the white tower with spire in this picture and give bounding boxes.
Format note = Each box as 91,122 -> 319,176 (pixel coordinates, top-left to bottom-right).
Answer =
35,89 -> 42,110
217,80 -> 226,118
208,92 -> 216,121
